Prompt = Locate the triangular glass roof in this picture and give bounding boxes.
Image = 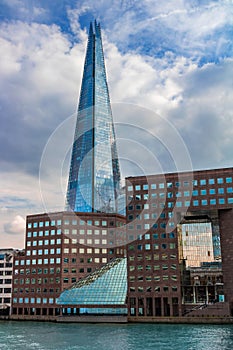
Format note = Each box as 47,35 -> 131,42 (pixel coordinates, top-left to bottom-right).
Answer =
57,258 -> 127,305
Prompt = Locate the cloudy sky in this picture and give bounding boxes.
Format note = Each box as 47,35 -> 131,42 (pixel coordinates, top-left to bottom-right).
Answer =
0,0 -> 232,248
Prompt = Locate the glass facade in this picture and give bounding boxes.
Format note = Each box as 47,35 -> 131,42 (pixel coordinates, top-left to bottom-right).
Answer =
57,258 -> 127,314
179,222 -> 214,267
66,21 -> 121,213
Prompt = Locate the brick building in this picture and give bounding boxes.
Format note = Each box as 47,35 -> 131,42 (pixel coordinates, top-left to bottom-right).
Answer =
11,211 -> 126,318
126,167 -> 233,319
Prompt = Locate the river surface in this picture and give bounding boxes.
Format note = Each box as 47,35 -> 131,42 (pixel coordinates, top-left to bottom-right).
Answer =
0,321 -> 233,350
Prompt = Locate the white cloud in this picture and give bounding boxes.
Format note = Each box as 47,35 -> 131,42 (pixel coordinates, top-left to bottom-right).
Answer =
4,215 -> 25,235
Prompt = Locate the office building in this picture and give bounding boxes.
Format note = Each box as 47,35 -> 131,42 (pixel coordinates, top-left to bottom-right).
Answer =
66,21 -> 121,213
126,167 -> 233,318
11,212 -> 126,318
0,249 -> 15,316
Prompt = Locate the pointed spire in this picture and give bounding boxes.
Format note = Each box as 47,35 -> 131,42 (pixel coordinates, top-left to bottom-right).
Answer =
66,21 -> 121,213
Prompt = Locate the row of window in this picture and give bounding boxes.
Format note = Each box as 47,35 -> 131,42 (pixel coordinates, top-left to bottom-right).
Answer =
128,197 -> 233,208
128,254 -> 177,261
0,271 -> 12,276
16,256 -> 107,267
129,275 -> 178,282
129,263 -> 177,271
26,236 -> 62,244
27,229 -> 115,238
0,297 -> 10,303
13,297 -> 55,304
0,263 -> 12,268
0,279 -> 12,284
15,267 -> 60,275
0,288 -> 11,293
16,258 -> 62,266
128,177 -> 233,191
129,286 -> 178,292
27,219 -> 118,229
14,277 -> 61,285
129,243 -> 176,251
129,187 -> 233,201
13,287 -> 60,294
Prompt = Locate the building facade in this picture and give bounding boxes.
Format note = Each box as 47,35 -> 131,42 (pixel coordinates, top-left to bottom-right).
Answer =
66,21 -> 121,213
126,167 -> 233,318
11,211 -> 126,318
0,249 -> 15,316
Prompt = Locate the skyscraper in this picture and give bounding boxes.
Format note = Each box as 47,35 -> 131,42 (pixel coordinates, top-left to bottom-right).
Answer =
66,21 -> 121,213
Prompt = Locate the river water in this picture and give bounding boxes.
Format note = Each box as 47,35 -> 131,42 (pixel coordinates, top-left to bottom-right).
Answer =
0,321 -> 233,350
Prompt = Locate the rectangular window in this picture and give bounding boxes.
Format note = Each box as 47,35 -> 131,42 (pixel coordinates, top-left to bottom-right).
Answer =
209,189 -> 216,195
200,179 -> 206,185
226,177 -> 232,183
193,200 -> 199,206
219,198 -> 225,204
210,199 -> 216,205
217,178 -> 224,184
227,187 -> 233,193
201,189 -> 206,195
209,178 -> 215,185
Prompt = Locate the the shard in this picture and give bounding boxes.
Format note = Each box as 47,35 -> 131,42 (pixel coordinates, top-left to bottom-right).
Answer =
66,21 -> 121,213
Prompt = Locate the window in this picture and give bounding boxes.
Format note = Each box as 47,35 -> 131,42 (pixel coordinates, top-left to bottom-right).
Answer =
218,188 -> 224,194
209,179 -> 215,185
143,184 -> 148,190
209,189 -> 216,195
226,177 -> 232,183
219,198 -> 225,204
202,199 -> 207,206
135,185 -> 141,191
159,183 -> 164,189
210,199 -> 216,205
227,187 -> 233,193
192,190 -> 198,196
128,185 -> 133,191
151,184 -> 156,189
228,198 -> 233,204
201,189 -> 206,195
184,191 -> 190,197
200,179 -> 206,185
217,178 -> 223,184
193,200 -> 199,206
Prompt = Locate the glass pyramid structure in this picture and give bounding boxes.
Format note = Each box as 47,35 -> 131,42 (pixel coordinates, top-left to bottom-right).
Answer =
57,258 -> 127,315
66,21 -> 121,213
